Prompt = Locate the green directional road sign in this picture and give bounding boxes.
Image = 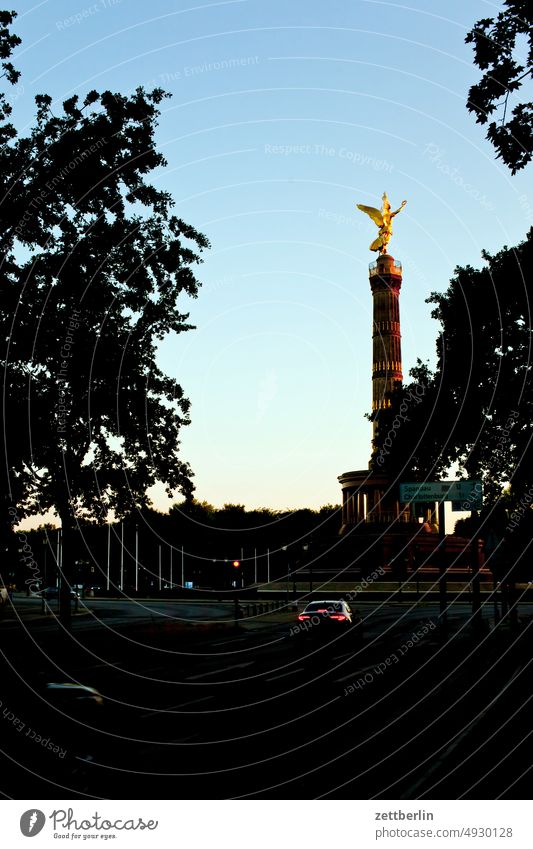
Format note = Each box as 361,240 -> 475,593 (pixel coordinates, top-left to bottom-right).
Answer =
399,480 -> 483,510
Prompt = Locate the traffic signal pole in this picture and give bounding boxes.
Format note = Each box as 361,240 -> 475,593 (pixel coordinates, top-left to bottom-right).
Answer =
232,561 -> 241,629
471,510 -> 482,627
438,500 -> 447,631
233,591 -> 240,630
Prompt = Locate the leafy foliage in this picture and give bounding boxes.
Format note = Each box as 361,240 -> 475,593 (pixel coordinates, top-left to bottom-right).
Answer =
0,13 -> 209,620
5,83 -> 209,524
0,10 -> 23,573
466,0 -> 533,173
426,230 -> 533,501
0,9 -> 20,131
372,230 -> 533,514
370,361 -> 442,481
11,502 -> 342,592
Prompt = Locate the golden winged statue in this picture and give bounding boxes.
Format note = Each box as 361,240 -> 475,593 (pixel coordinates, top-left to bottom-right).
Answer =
356,192 -> 407,253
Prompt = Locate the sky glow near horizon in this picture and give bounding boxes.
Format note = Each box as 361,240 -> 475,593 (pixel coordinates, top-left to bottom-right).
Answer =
13,0 -> 533,524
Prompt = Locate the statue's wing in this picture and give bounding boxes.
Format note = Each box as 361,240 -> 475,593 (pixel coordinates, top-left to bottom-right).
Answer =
356,204 -> 383,226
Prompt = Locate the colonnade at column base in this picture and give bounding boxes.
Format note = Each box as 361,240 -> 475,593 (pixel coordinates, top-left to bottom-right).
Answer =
338,468 -> 415,532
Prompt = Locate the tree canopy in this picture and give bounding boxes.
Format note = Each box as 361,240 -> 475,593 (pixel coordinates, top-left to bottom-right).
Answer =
372,229 -> 533,514
466,0 -> 532,173
0,12 -> 209,621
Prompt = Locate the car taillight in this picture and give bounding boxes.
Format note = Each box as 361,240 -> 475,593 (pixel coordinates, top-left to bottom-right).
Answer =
316,608 -> 328,613
298,614 -> 310,620
330,614 -> 346,621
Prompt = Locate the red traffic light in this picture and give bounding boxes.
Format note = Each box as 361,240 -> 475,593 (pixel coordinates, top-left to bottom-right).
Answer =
232,560 -> 241,569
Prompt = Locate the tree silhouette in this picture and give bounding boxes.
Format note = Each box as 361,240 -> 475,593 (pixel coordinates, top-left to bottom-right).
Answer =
372,231 -> 533,529
1,14 -> 209,625
466,0 -> 532,173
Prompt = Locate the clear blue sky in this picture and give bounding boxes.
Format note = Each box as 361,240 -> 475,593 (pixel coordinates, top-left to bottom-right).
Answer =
13,0 -> 533,513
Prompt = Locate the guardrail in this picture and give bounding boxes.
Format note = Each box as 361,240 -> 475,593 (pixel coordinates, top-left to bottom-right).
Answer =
238,600 -> 295,618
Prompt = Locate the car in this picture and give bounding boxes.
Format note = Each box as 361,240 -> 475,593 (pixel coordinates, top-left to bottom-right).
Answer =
0,586 -> 8,606
40,586 -> 80,600
297,599 -> 362,638
45,682 -> 104,707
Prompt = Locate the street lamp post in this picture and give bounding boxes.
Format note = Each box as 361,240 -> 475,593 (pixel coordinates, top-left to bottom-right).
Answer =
470,510 -> 482,627
55,529 -> 62,613
120,522 -> 124,592
282,546 -> 289,606
43,539 -> 47,588
303,543 -> 310,593
42,538 -> 47,614
135,525 -> 139,593
438,501 -> 447,630
56,529 -> 61,585
106,523 -> 111,592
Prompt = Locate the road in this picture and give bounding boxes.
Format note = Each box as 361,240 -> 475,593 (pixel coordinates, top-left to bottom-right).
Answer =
0,596 -> 531,800
1,595 -> 233,630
